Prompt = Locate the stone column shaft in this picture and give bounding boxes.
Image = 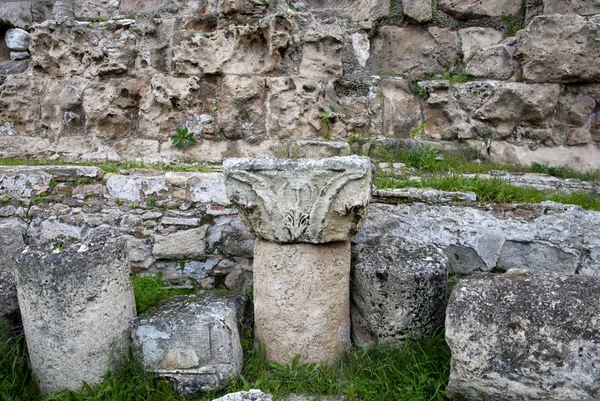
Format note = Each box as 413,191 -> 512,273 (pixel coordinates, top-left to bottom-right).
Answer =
224,156 -> 373,364
253,239 -> 350,363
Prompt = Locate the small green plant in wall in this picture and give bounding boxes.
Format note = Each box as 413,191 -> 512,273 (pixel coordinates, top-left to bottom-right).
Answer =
171,127 -> 197,149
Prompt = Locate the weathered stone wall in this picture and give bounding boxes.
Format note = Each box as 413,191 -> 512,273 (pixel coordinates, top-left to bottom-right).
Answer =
1,0 -> 599,171
2,165 -> 599,320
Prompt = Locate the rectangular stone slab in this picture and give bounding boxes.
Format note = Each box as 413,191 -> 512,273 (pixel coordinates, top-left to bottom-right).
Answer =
223,156 -> 373,244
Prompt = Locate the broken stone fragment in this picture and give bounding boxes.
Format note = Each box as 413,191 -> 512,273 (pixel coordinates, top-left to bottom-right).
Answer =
13,227 -> 136,395
131,293 -> 245,394
5,28 -> 30,51
446,270 -> 600,400
9,51 -> 30,61
223,156 -> 373,244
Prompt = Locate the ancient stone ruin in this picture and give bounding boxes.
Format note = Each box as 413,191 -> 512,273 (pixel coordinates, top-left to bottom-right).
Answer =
2,0 -> 600,400
224,156 -> 372,363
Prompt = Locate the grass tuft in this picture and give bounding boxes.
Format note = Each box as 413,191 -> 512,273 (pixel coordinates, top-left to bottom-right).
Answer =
131,273 -> 197,314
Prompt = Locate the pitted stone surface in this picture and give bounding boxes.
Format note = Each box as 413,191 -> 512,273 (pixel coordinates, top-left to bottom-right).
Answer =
356,202 -> 600,275
132,293 -> 245,394
446,270 -> 600,400
253,239 -> 351,364
13,227 -> 136,394
223,156 -> 373,244
351,235 -> 448,345
0,218 -> 27,318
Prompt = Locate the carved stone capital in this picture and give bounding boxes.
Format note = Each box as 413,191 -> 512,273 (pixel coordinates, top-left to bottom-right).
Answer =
223,156 -> 373,244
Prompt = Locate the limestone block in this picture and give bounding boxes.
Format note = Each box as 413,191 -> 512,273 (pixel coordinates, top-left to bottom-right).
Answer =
0,2 -> 48,28
515,15 -> 600,83
489,142 -> 600,173
439,0 -> 522,18
403,0 -> 433,23
13,228 -> 136,394
10,51 -> 30,61
30,22 -> 136,77
0,218 -> 27,318
422,86 -> 474,140
0,75 -> 44,137
213,390 -> 274,401
119,0 -> 163,14
446,270 -> 600,400
303,0 -> 391,21
458,27 -> 504,61
357,202 -> 600,275
497,240 -> 581,273
223,156 -> 373,243
132,293 -> 245,394
82,78 -> 143,141
185,173 -> 230,205
152,226 -> 208,259
253,239 -> 351,363
542,0 -> 600,16
592,115 -> 600,143
351,33 -> 370,67
555,93 -> 596,127
5,28 -> 30,51
566,127 -> 592,145
299,37 -> 343,78
105,174 -> 168,203
27,219 -> 84,249
172,16 -> 291,75
455,81 -> 560,137
371,26 -> 459,79
138,74 -> 218,140
465,45 -> 516,80
265,77 -> 339,140
350,235 -> 448,346
73,0 -> 120,20
218,76 -> 266,142
0,168 -> 51,202
381,79 -> 422,138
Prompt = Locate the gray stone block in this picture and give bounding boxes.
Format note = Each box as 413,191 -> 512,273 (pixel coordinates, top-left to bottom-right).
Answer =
351,235 -> 448,346
132,293 -> 245,394
446,270 -> 600,400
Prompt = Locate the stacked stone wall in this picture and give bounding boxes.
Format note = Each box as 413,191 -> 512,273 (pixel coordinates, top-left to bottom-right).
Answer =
2,165 -> 600,320
0,0 -> 599,171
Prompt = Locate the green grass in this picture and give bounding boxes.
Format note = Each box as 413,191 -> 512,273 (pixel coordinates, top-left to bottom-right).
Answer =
376,174 -> 600,211
0,319 -> 40,401
371,144 -> 600,182
222,329 -> 450,401
131,273 -> 197,314
1,316 -> 451,401
371,144 -> 517,175
0,159 -> 213,174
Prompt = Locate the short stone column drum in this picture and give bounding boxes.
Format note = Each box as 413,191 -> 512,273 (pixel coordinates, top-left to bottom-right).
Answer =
13,228 -> 136,394
224,156 -> 373,364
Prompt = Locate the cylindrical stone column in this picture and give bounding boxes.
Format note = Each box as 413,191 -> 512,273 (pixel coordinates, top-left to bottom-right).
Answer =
253,240 -> 351,363
224,156 -> 373,364
14,228 -> 136,394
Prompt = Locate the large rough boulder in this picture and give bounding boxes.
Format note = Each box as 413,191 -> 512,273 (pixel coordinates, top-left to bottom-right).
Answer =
446,270 -> 600,400
13,227 -> 136,395
350,235 -> 448,345
542,0 -> 600,16
439,0 -> 522,18
515,15 -> 600,83
0,218 -> 27,318
132,293 -> 246,394
371,26 -> 459,79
